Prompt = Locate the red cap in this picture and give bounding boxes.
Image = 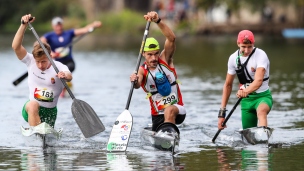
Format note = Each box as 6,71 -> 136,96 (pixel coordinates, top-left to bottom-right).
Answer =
237,30 -> 255,43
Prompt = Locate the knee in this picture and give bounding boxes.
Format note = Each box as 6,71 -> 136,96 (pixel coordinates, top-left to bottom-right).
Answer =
164,106 -> 179,116
26,101 -> 40,113
257,103 -> 270,115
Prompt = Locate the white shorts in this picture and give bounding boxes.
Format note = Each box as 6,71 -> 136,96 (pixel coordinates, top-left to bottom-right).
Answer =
174,104 -> 186,115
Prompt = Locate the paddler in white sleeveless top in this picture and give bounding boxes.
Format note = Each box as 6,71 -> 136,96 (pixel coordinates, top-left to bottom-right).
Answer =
12,14 -> 73,128
130,11 -> 186,131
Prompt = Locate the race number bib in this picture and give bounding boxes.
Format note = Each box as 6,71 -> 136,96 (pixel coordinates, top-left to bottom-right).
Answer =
55,47 -> 70,58
34,87 -> 54,102
155,92 -> 178,111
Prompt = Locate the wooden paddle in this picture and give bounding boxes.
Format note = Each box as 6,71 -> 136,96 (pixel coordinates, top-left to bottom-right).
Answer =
12,27 -> 94,86
107,21 -> 151,152
212,98 -> 242,143
26,21 -> 105,138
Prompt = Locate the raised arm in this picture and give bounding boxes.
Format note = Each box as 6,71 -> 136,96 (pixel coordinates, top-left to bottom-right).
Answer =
12,14 -> 35,60
74,21 -> 102,36
144,11 -> 176,65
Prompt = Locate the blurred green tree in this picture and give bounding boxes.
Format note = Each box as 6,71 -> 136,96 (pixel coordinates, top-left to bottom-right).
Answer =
0,0 -> 72,31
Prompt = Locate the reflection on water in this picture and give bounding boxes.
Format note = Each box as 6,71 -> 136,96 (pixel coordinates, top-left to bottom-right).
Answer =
215,146 -> 271,171
1,144 -> 304,170
241,147 -> 270,171
21,149 -> 58,171
0,34 -> 304,170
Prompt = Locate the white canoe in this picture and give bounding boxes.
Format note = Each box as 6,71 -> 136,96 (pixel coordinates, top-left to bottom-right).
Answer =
140,123 -> 180,154
239,126 -> 274,145
21,122 -> 63,148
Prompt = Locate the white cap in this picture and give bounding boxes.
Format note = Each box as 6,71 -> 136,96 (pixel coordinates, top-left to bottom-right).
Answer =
52,17 -> 63,25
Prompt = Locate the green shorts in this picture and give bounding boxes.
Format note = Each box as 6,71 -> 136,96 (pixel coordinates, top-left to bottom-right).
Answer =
22,101 -> 58,127
241,89 -> 273,129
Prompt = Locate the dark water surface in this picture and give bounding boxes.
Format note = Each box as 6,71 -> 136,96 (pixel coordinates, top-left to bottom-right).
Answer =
0,33 -> 303,170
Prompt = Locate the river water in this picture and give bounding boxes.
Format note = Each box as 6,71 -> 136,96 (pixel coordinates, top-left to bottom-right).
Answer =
0,33 -> 303,170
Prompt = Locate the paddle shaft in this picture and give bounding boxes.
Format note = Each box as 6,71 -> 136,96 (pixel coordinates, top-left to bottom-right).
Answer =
13,72 -> 28,86
27,22 -> 76,99
12,27 -> 94,86
212,98 -> 242,143
125,21 -> 151,110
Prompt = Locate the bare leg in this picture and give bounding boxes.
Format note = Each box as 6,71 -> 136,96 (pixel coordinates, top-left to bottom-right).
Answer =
25,100 -> 41,126
164,105 -> 179,124
257,103 -> 270,127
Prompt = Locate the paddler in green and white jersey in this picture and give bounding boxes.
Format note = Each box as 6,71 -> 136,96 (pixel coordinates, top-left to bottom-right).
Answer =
218,30 -> 273,130
12,14 -> 73,128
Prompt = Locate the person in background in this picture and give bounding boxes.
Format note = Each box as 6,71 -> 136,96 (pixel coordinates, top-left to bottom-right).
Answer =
217,30 -> 273,130
130,11 -> 186,132
40,16 -> 102,97
12,14 -> 72,128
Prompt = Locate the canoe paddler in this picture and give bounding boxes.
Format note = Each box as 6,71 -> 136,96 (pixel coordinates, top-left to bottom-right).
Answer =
12,14 -> 72,128
130,11 -> 186,132
40,16 -> 102,97
218,30 -> 273,130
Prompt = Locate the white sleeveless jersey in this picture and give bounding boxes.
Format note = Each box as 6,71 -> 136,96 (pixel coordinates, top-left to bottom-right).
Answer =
21,53 -> 70,108
140,59 -> 184,115
227,48 -> 270,93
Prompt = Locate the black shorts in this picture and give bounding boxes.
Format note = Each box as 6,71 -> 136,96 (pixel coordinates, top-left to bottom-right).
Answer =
151,114 -> 186,131
59,58 -> 75,73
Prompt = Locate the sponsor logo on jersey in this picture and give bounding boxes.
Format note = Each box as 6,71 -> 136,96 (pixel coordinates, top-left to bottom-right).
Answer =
51,77 -> 55,84
150,85 -> 156,89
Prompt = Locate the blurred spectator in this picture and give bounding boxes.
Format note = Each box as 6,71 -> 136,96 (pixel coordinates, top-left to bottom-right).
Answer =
226,8 -> 232,24
262,6 -> 273,23
178,10 -> 187,22
279,14 -> 286,23
155,1 -> 164,14
154,1 -> 166,19
167,0 -> 175,20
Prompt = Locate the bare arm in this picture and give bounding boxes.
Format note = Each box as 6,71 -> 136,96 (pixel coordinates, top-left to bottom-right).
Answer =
218,73 -> 235,129
130,67 -> 144,89
144,11 -> 176,66
57,71 -> 72,82
158,20 -> 176,66
12,15 -> 35,60
221,73 -> 235,108
74,21 -> 102,36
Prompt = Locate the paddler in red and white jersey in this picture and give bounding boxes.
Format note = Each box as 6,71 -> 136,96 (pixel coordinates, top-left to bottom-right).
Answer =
130,11 -> 186,131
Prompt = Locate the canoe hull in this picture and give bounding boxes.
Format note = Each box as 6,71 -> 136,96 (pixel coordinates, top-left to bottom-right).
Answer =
140,122 -> 180,154
21,122 -> 62,148
239,126 -> 274,145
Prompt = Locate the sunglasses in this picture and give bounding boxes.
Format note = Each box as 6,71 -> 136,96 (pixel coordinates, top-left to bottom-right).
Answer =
147,44 -> 158,49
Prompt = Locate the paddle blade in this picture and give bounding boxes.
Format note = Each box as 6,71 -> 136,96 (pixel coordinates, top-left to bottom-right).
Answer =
107,110 -> 133,152
71,99 -> 105,138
